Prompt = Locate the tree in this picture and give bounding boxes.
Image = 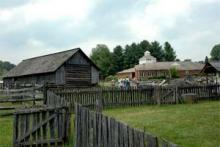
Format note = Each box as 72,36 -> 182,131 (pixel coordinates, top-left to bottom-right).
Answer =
112,45 -> 124,74
139,40 -> 150,52
149,41 -> 164,61
164,42 -> 176,61
205,56 -> 209,63
123,45 -> 136,69
211,44 -> 220,61
0,60 -> 15,80
90,44 -> 113,78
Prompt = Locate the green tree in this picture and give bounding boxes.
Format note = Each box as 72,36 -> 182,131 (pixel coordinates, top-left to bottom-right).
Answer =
123,45 -> 136,69
164,42 -> 176,61
149,41 -> 164,61
0,60 -> 15,78
139,40 -> 150,52
90,44 -> 113,78
112,45 -> 124,74
211,44 -> 220,61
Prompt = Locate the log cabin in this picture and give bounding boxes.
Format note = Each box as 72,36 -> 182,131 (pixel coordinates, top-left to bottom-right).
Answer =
3,48 -> 99,88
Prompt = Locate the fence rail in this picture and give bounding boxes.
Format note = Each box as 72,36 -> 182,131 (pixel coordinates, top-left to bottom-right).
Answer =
46,84 -> 220,111
75,103 -> 177,147
13,106 -> 70,147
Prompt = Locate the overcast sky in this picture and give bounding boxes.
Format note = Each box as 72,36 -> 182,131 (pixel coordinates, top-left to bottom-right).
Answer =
0,0 -> 219,64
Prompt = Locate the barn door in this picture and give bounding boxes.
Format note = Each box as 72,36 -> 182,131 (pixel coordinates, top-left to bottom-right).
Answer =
65,64 -> 91,86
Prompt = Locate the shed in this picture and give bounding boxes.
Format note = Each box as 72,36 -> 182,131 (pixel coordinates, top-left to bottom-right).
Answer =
0,81 -> 3,89
3,48 -> 99,88
201,61 -> 220,82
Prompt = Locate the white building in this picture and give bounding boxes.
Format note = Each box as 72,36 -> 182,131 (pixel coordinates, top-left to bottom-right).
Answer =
139,51 -> 157,64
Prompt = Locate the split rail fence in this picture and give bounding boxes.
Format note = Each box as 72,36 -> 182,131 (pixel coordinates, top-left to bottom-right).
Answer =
0,87 -> 43,104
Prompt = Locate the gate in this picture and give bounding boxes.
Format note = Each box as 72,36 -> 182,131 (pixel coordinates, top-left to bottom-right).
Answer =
13,106 -> 70,147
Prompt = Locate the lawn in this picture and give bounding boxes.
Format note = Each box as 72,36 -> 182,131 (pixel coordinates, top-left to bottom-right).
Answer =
0,116 -> 13,147
104,101 -> 220,147
0,101 -> 219,147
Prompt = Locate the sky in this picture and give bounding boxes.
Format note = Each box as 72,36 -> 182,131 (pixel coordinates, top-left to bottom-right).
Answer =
0,0 -> 219,64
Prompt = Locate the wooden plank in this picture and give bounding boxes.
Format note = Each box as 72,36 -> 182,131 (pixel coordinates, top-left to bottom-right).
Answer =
18,113 -> 57,142
13,114 -> 18,146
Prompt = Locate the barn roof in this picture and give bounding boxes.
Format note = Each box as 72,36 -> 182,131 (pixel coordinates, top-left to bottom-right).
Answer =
135,61 -> 204,71
201,61 -> 220,74
210,61 -> 220,71
4,48 -> 98,78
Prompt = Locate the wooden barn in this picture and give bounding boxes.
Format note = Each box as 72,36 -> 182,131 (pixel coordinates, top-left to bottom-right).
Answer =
3,48 -> 99,88
201,61 -> 220,83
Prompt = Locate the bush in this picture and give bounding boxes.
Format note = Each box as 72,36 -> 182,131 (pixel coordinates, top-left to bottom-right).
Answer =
169,68 -> 179,78
105,75 -> 118,81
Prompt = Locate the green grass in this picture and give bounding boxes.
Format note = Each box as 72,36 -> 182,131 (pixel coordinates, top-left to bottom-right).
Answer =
104,101 -> 220,147
0,116 -> 13,147
0,101 -> 219,147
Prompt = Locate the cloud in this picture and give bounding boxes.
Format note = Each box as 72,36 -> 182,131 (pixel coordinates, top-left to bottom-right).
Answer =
126,0 -> 220,61
0,0 -> 219,64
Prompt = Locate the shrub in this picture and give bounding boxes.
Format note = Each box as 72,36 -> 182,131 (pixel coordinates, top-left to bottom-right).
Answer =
105,75 -> 118,81
169,68 -> 179,78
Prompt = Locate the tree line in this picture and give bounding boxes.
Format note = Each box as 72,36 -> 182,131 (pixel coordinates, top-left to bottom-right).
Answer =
0,60 -> 15,80
90,40 -> 176,78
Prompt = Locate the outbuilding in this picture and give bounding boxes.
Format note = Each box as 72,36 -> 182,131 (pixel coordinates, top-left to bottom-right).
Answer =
3,48 -> 99,88
201,61 -> 220,83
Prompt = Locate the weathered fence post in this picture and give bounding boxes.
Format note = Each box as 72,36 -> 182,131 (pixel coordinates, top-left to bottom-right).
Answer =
43,83 -> 48,104
32,87 -> 36,105
153,86 -> 161,105
95,98 -> 103,112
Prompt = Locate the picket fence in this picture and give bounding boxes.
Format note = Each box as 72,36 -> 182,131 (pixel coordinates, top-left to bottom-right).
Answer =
75,103 -> 177,147
45,84 -> 220,111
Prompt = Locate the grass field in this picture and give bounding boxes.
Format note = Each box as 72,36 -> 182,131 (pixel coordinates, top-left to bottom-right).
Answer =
104,101 -> 220,147
0,115 -> 13,147
0,101 -> 219,147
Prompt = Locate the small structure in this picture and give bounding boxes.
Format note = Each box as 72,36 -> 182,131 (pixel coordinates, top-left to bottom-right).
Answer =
0,80 -> 3,89
116,68 -> 135,79
3,48 -> 99,88
139,51 -> 156,64
201,61 -> 220,83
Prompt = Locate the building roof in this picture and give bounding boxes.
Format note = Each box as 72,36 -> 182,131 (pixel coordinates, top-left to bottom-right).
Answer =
135,61 -> 204,71
210,61 -> 220,71
201,61 -> 220,74
117,68 -> 135,74
139,55 -> 156,61
139,51 -> 156,61
4,48 -> 99,78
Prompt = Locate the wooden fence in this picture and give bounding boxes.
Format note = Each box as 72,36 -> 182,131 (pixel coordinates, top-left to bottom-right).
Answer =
46,84 -> 220,111
75,104 -> 177,147
0,87 -> 43,98
13,106 -> 70,147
